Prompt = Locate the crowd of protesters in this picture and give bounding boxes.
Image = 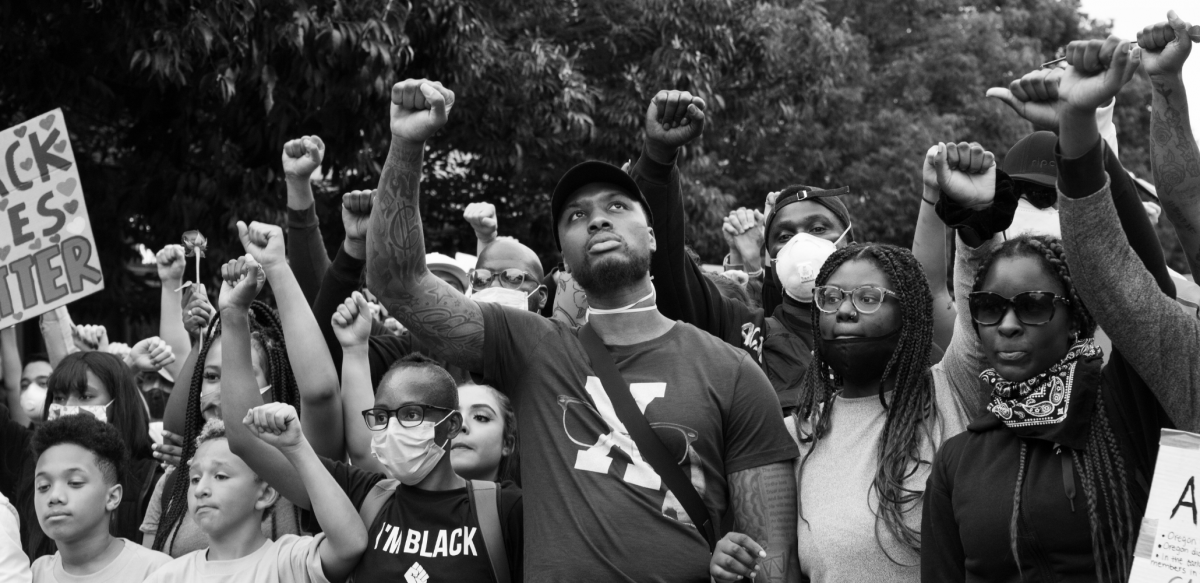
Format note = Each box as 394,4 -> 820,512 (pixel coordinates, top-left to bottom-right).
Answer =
1,11 -> 1199,583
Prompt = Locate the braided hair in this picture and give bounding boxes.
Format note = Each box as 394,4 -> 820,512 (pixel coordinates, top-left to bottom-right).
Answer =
791,243 -> 936,560
973,235 -> 1132,581
152,300 -> 301,553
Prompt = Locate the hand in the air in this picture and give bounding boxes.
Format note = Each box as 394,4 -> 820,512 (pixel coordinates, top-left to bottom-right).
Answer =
1138,10 -> 1199,77
645,90 -> 707,151
463,202 -> 498,242
156,244 -> 187,284
927,142 -> 997,209
237,221 -> 287,270
72,324 -> 109,353
152,430 -> 184,467
282,136 -> 325,181
181,284 -> 215,339
710,532 -> 766,582
341,190 -> 374,242
332,292 -> 374,349
986,67 -> 1066,130
722,208 -> 765,260
1058,36 -> 1141,113
126,337 -> 176,372
390,80 -> 455,143
218,255 -> 266,312
244,403 -> 307,453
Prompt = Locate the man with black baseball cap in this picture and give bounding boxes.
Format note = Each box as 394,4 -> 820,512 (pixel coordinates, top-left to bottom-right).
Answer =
359,78 -> 800,582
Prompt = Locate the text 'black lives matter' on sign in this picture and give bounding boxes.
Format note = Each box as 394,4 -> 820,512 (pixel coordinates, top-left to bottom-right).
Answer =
1130,430 -> 1200,582
0,109 -> 103,329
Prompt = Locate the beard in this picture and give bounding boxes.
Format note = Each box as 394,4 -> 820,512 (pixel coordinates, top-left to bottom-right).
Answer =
572,246 -> 652,297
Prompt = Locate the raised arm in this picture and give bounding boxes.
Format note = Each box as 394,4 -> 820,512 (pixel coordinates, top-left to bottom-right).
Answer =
713,463 -> 801,583
333,292 -> 387,474
155,245 -> 191,380
238,221 -> 342,460
464,202 -> 499,256
244,402 -> 367,582
163,284 -> 214,435
218,255 -> 314,509
912,145 -> 960,354
0,327 -> 25,427
365,79 -> 484,371
282,136 -> 332,305
1141,12 -> 1200,276
314,190 -> 372,371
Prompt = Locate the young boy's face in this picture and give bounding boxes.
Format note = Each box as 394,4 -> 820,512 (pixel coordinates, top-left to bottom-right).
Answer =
34,443 -> 120,544
188,438 -> 274,538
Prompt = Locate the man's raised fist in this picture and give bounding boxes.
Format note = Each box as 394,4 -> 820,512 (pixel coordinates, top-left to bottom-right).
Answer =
282,136 -> 325,180
463,202 -> 498,242
1058,36 -> 1140,113
390,79 -> 455,143
645,90 -> 706,153
1138,10 -> 1198,77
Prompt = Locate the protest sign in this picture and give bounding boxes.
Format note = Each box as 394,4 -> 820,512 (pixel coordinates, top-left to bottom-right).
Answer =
0,109 -> 103,329
1130,429 -> 1200,582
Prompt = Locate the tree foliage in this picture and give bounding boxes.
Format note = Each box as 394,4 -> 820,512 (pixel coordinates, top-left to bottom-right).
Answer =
0,0 -> 1162,331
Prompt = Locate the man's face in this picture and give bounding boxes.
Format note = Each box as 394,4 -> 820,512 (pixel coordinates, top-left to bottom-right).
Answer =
556,183 -> 655,297
767,201 -> 847,259
21,361 -> 52,392
475,239 -> 546,312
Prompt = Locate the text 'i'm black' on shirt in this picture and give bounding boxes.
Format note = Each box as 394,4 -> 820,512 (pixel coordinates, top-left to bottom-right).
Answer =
320,458 -> 522,583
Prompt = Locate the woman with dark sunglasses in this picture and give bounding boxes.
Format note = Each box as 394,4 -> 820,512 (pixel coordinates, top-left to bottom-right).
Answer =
922,38 -> 1182,583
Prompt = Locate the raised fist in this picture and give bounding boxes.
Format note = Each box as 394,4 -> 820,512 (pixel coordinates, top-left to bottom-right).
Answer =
244,403 -> 306,453
219,255 -> 265,312
645,90 -> 707,151
156,244 -> 187,283
927,142 -> 997,209
390,79 -> 454,143
126,337 -> 176,373
72,324 -> 109,353
181,284 -> 215,339
1138,10 -> 1199,77
281,136 -> 325,181
463,202 -> 498,242
342,190 -> 374,242
331,291 -> 373,348
1058,36 -> 1140,113
987,67 -> 1066,131
722,208 -> 765,260
237,221 -> 287,270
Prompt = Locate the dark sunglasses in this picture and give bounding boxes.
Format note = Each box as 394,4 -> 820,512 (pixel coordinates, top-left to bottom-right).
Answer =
469,268 -> 533,291
968,291 -> 1070,326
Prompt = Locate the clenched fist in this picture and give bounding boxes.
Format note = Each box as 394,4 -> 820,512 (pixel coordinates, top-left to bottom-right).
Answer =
645,90 -> 706,160
926,142 -> 997,209
219,255 -> 266,312
156,244 -> 187,283
1058,36 -> 1140,113
1138,10 -> 1199,77
282,136 -> 325,181
986,67 -> 1066,131
390,80 -> 455,143
237,221 -> 287,270
463,202 -> 498,243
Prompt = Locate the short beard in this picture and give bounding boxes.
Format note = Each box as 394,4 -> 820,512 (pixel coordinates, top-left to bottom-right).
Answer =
572,248 -> 651,297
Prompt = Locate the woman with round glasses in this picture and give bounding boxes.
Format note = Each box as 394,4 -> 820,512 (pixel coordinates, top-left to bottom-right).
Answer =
922,41 -> 1180,582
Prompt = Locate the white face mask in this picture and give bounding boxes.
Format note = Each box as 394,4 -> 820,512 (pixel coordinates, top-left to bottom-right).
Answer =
774,233 -> 837,303
470,285 -> 542,312
46,402 -> 112,424
586,288 -> 657,318
1004,198 -> 1061,240
370,414 -> 452,485
20,384 -> 48,420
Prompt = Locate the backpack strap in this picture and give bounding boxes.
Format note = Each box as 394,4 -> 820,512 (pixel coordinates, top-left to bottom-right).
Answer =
357,478 -> 400,530
468,480 -> 510,583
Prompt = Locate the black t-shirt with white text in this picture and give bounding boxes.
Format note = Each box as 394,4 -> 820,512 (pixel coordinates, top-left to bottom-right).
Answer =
320,458 -> 522,583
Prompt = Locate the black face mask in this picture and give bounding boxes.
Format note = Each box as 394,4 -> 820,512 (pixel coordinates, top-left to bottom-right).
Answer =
821,328 -> 902,386
143,388 -> 169,420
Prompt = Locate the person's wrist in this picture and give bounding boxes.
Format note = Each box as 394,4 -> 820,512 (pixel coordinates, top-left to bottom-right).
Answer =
278,436 -> 314,461
1061,105 -> 1099,123
343,238 -> 366,260
220,305 -> 251,319
1149,70 -> 1185,82
392,134 -> 426,149
342,342 -> 369,354
160,276 -> 183,288
284,174 -> 312,186
645,139 -> 679,166
474,230 -> 497,245
922,185 -> 941,205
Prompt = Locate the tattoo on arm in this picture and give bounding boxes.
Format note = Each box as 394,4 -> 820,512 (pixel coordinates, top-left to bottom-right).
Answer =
730,463 -> 801,583
366,138 -> 485,370
1150,77 -> 1200,273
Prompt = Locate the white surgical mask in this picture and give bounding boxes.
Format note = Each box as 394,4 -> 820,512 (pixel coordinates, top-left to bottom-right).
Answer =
470,285 -> 543,312
774,233 -> 837,303
586,288 -> 657,318
371,415 -> 452,485
1003,198 -> 1061,240
46,402 -> 112,424
20,384 -> 48,421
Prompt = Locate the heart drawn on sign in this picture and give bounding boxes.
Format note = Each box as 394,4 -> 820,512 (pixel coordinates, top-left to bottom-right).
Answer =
49,234 -> 61,244
0,246 -> 9,261
0,199 -> 8,211
13,313 -> 23,322
63,200 -> 78,214
56,178 -> 76,197
53,141 -> 66,154
39,115 -> 55,130
65,217 -> 86,235
14,127 -> 26,138
29,239 -> 42,250
19,159 -> 32,171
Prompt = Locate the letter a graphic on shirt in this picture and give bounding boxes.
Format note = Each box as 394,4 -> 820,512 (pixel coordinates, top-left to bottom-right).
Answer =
573,376 -> 666,489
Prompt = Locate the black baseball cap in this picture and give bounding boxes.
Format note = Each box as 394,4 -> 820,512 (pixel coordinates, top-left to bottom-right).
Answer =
550,161 -> 654,250
1001,131 -> 1058,188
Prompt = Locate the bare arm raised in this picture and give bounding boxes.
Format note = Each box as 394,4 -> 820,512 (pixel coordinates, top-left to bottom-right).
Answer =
365,79 -> 485,371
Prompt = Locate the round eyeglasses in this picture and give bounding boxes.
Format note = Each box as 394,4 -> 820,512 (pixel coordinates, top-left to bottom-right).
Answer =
813,285 -> 898,314
469,268 -> 534,291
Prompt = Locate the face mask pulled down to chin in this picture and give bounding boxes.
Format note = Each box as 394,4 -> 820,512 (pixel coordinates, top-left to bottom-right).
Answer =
821,328 -> 903,387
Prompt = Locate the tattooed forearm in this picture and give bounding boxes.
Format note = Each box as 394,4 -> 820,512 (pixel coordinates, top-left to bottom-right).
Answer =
366,137 -> 485,370
729,463 -> 801,583
1151,74 -> 1200,274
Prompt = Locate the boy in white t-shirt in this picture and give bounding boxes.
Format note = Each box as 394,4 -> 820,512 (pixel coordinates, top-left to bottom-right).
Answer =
146,406 -> 366,583
0,491 -> 30,583
30,414 -> 171,582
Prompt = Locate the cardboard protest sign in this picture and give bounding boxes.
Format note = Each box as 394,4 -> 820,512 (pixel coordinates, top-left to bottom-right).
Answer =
0,109 -> 103,329
1130,429 -> 1200,581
